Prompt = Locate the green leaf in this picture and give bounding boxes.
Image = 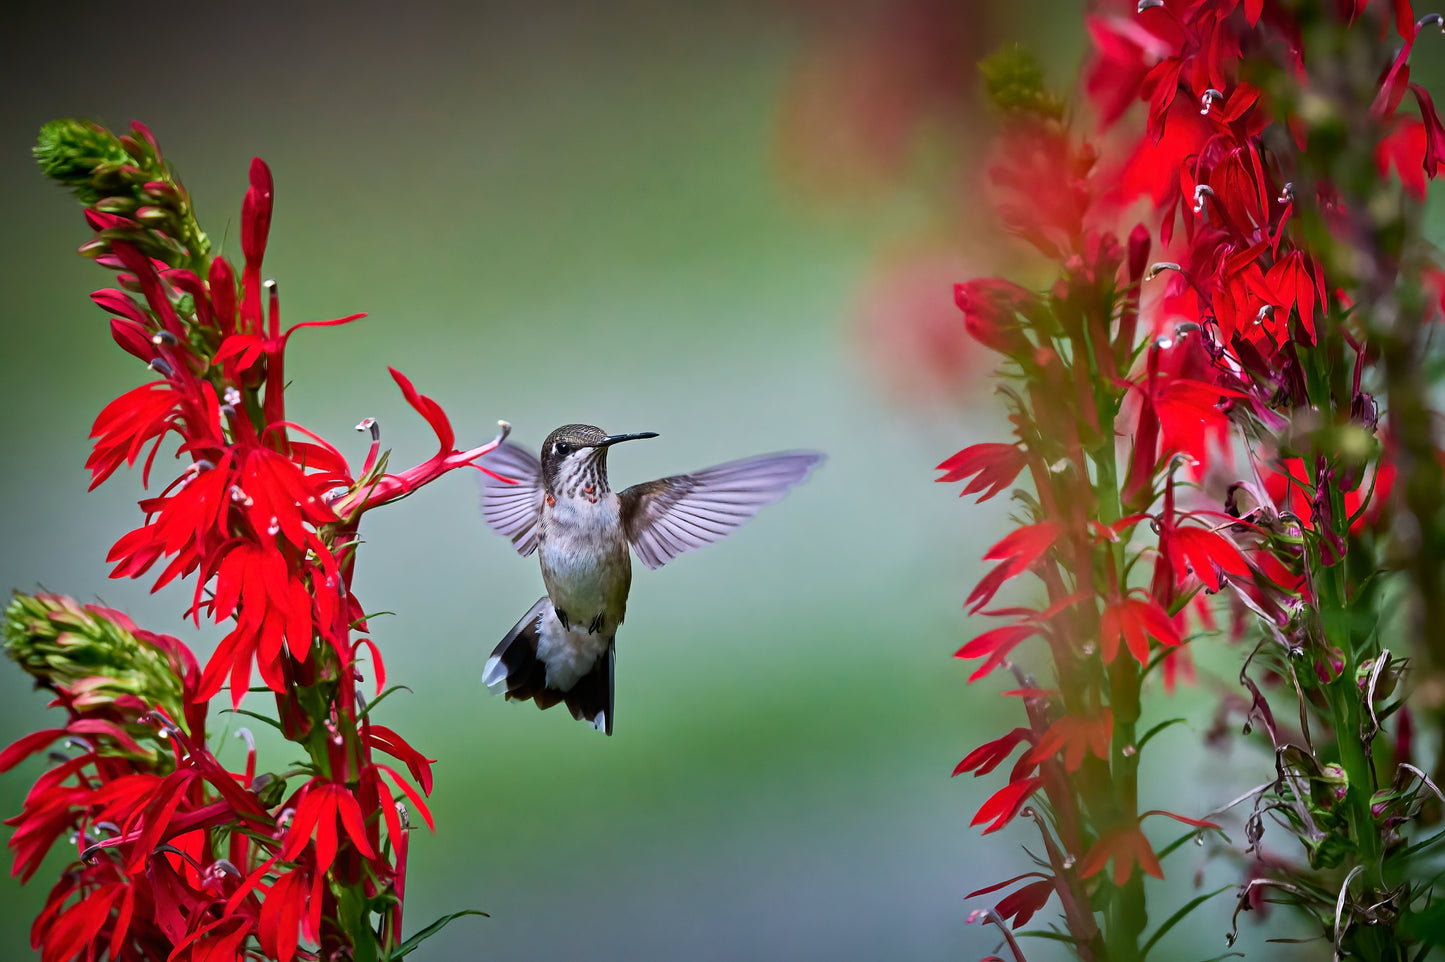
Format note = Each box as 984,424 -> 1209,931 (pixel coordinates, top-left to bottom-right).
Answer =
1156,823 -> 1229,862
359,685 -> 414,721
1015,929 -> 1078,945
1137,717 -> 1187,754
1142,886 -> 1231,958
222,708 -> 283,732
390,910 -> 489,959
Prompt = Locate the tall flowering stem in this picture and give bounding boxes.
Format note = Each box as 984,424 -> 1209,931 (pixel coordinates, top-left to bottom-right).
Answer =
950,1 -> 1445,958
947,50 -> 1226,961
4,120 -> 503,961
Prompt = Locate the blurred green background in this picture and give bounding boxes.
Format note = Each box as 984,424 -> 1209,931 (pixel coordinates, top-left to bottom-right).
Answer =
1,2 -> 1440,960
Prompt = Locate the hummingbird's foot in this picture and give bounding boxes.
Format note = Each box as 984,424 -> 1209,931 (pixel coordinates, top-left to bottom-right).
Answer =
556,608 -> 570,631
588,612 -> 605,635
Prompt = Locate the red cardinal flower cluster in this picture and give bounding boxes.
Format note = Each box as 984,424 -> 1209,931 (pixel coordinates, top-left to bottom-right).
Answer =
4,120 -> 500,961
944,1 -> 1444,957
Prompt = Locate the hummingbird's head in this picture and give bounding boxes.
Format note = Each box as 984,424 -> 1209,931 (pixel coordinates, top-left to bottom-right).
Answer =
539,424 -> 658,497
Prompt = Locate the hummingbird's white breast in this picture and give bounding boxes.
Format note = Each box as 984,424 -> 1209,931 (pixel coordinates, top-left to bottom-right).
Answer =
538,491 -> 632,646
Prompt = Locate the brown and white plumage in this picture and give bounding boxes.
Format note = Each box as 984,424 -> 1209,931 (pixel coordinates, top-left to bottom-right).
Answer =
477,424 -> 822,734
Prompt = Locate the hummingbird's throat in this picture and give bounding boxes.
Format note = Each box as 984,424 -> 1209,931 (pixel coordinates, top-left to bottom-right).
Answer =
556,453 -> 609,501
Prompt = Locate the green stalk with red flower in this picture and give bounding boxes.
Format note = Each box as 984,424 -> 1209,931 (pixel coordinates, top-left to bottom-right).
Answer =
4,119 -> 506,961
949,1 -> 1445,959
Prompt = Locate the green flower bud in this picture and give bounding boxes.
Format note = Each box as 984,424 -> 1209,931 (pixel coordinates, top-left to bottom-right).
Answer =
3,592 -> 186,723
251,773 -> 289,809
979,44 -> 1065,120
34,119 -> 133,205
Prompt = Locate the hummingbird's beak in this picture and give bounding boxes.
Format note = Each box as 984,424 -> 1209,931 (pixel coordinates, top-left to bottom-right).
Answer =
595,432 -> 659,448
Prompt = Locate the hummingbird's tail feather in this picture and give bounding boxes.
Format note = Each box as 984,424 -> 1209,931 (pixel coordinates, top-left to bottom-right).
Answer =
483,596 -> 552,701
483,597 -> 612,733
563,638 -> 614,735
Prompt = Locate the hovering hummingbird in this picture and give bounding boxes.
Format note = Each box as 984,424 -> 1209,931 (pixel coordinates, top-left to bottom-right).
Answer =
476,424 -> 822,735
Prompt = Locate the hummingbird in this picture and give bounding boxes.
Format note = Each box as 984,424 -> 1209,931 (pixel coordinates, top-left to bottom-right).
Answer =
476,424 -> 822,735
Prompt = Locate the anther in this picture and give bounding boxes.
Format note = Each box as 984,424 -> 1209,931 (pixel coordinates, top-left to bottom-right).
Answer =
267,517 -> 280,536
140,711 -> 180,737
1200,88 -> 1224,115
355,417 -> 380,441
206,858 -> 241,880
1417,13 -> 1443,32
1192,184 -> 1215,213
1278,182 -> 1294,204
229,485 -> 254,506
1256,304 -> 1276,325
151,330 -> 178,346
1137,0 -> 1163,10
1147,262 -> 1181,280
224,386 -> 242,406
1155,334 -> 1175,349
148,357 -> 174,377
235,728 -> 255,754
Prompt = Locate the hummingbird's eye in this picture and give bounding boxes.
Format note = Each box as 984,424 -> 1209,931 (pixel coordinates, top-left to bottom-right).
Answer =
554,441 -> 571,456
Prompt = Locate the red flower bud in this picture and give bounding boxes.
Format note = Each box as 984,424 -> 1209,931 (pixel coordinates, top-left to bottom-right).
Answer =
953,278 -> 1036,357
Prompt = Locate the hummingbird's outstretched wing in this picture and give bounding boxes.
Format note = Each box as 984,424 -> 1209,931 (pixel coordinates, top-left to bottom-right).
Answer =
619,452 -> 823,569
476,442 -> 545,556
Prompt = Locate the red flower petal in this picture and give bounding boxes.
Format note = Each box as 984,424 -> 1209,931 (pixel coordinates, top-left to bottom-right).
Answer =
971,776 -> 1043,834
936,443 -> 1028,502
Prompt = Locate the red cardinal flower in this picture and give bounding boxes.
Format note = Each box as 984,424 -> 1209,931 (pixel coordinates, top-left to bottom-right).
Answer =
1026,708 -> 1113,772
966,521 -> 1063,612
967,872 -> 1055,929
954,728 -> 1034,777
1099,592 -> 1183,665
936,443 -> 1028,502
1168,525 -> 1252,592
1079,810 -> 1220,884
971,776 -> 1045,834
